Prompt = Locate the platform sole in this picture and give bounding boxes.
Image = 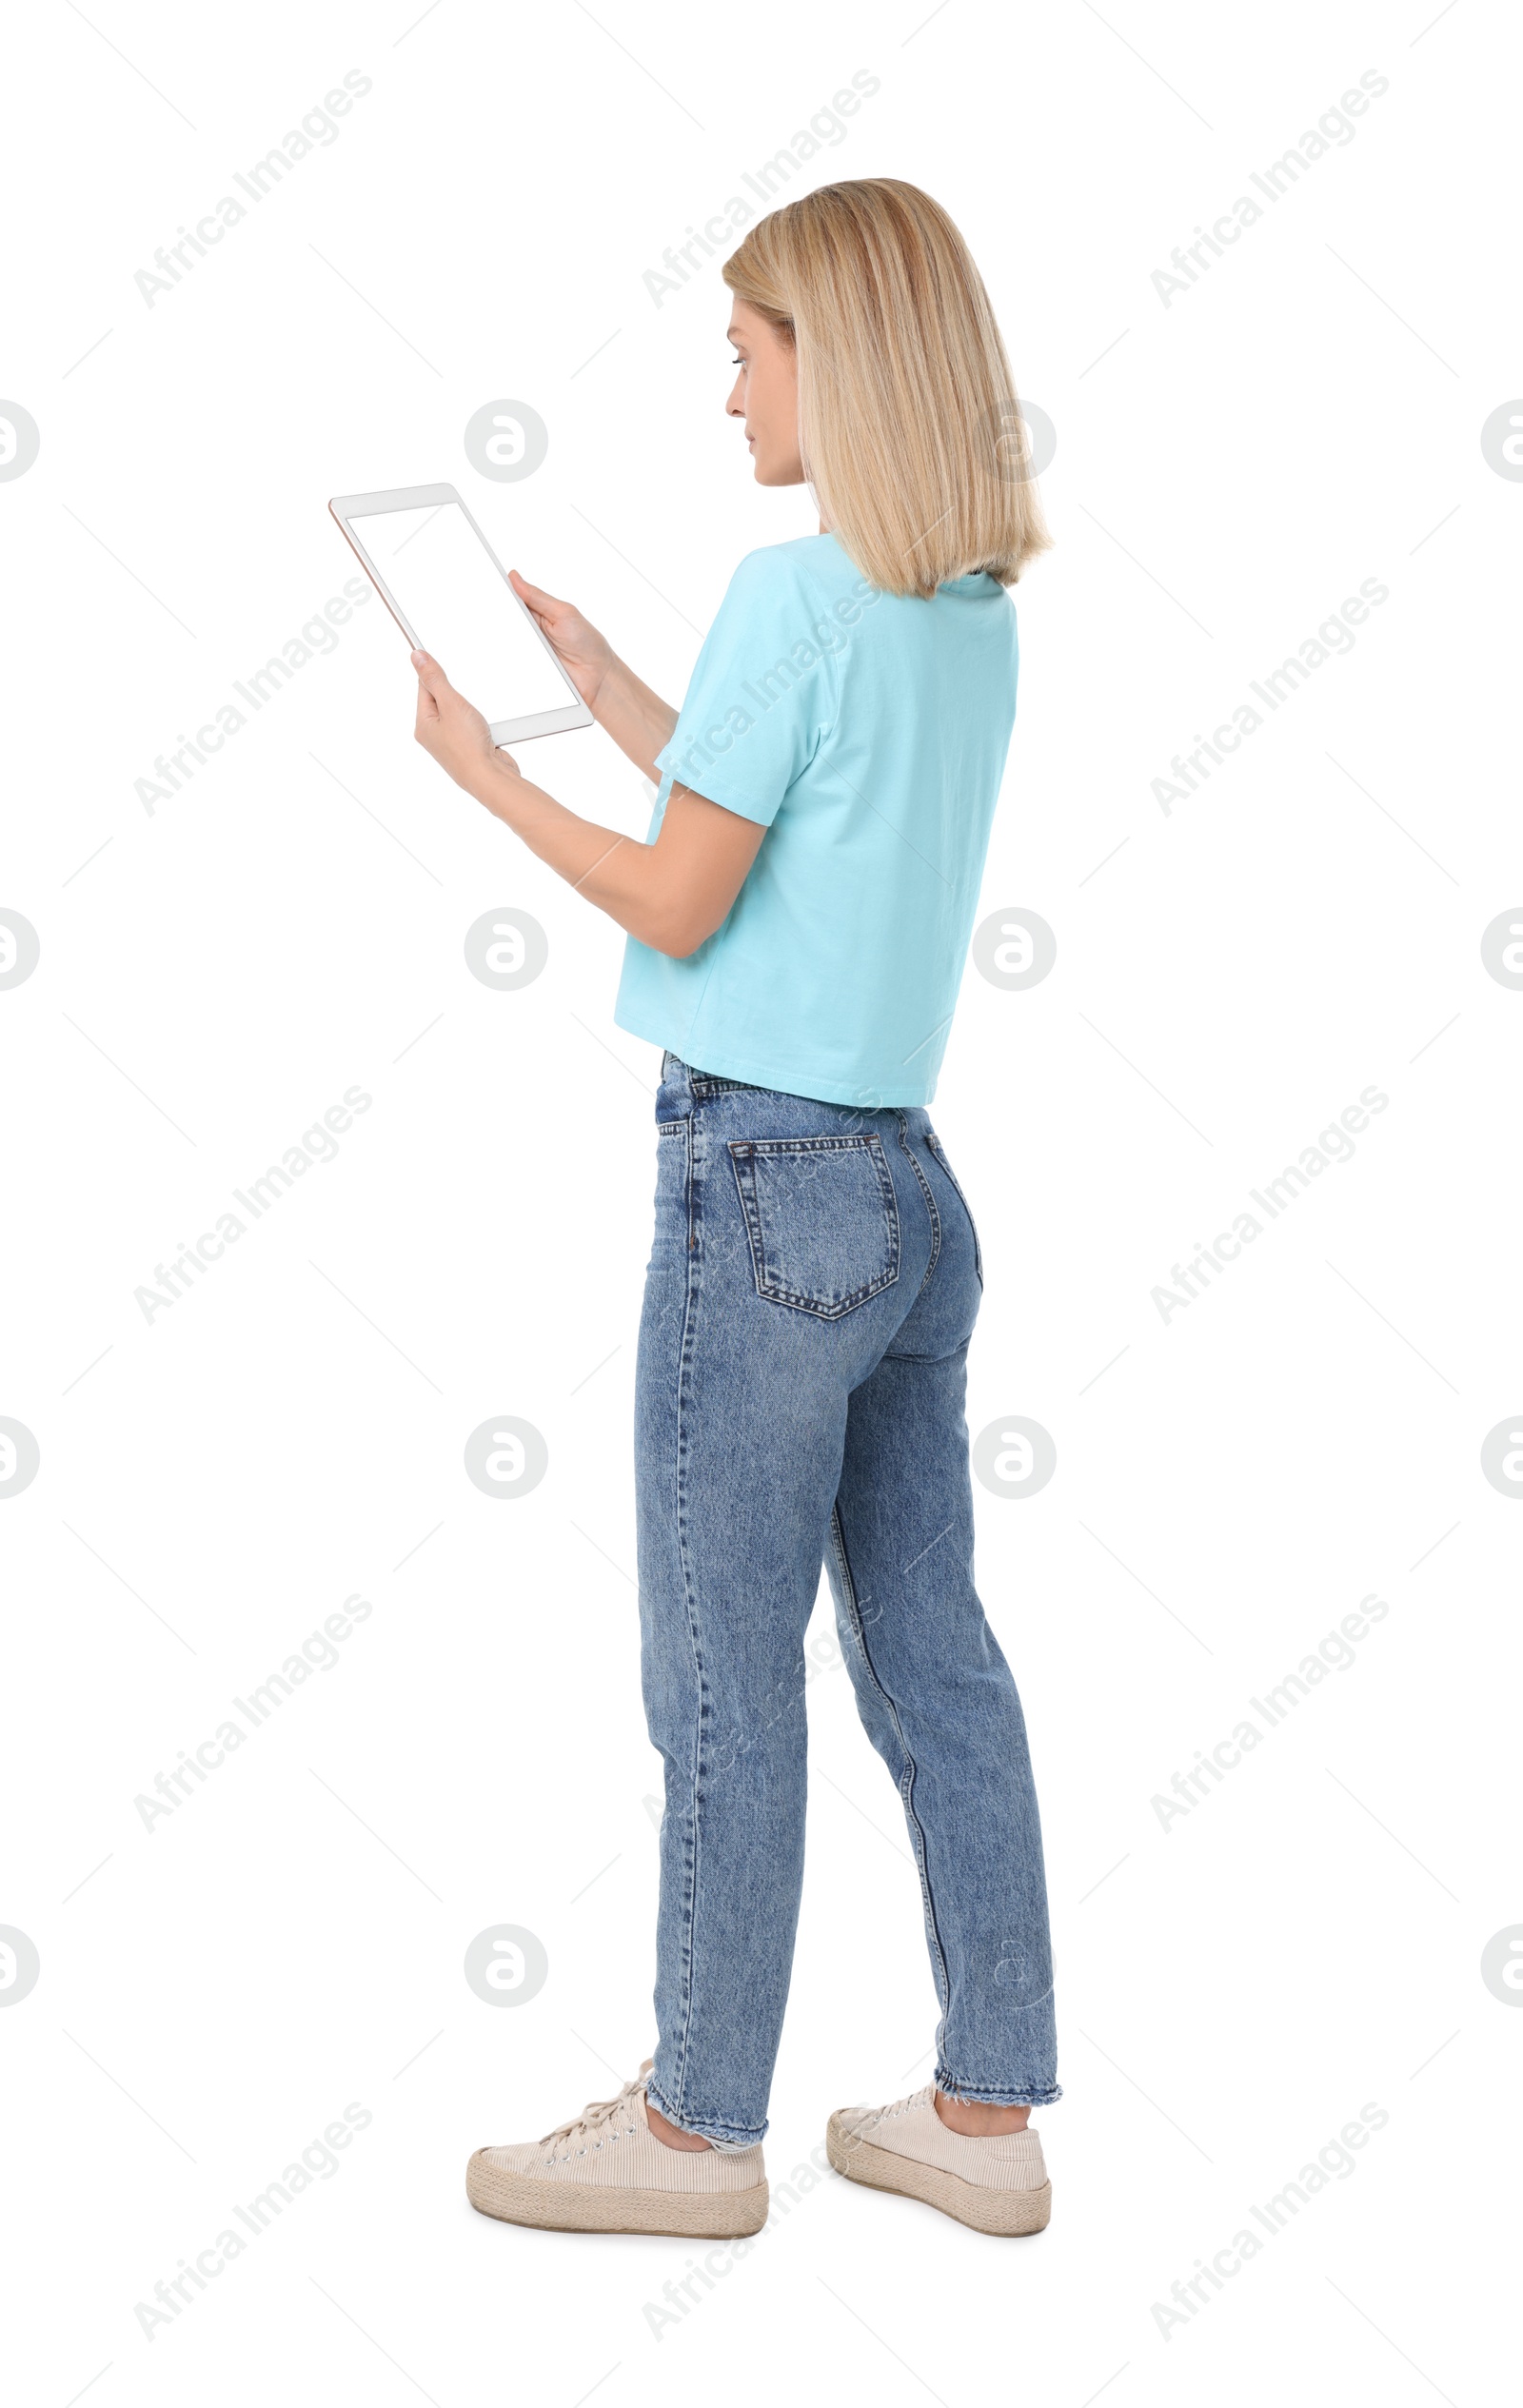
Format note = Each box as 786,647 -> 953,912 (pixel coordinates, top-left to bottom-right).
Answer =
466,2151 -> 770,2238
826,2112 -> 1050,2236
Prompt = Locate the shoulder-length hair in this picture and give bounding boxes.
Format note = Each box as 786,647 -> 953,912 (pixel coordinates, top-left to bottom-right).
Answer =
722,178 -> 1051,599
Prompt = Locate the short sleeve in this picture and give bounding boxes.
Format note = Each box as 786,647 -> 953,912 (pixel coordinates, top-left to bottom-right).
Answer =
653,547 -> 841,828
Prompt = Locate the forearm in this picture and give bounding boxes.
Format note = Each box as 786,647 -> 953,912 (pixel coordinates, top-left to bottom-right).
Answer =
590,656 -> 680,783
410,643 -> 759,953
468,758 -> 682,952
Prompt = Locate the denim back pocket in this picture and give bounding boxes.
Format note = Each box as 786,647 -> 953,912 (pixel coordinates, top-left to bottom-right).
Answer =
727,1135 -> 900,1319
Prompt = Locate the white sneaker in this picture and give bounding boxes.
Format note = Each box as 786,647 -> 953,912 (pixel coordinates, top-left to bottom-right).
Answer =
466,2061 -> 769,2238
827,2083 -> 1051,2236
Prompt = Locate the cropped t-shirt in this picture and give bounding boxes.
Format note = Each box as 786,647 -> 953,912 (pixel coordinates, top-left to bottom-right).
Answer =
614,530 -> 1019,1107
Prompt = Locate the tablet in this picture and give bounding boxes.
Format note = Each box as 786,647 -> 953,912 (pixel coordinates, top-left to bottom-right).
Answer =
328,484 -> 593,745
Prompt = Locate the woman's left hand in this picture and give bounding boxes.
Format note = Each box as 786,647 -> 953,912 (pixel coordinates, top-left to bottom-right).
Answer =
411,649 -> 521,797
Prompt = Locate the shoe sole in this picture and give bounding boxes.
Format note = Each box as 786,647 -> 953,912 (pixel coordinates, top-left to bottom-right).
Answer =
826,2112 -> 1051,2237
466,2152 -> 770,2239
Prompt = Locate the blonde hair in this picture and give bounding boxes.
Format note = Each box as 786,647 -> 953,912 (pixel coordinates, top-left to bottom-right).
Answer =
722,178 -> 1051,600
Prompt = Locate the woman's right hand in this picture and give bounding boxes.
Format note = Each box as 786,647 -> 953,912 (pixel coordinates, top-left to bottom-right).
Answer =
508,571 -> 619,713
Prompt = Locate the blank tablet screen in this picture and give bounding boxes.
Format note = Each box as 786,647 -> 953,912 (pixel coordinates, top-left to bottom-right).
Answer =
352,501 -> 571,723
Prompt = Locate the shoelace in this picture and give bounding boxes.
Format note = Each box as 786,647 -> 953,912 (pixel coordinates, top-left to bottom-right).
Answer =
542,2071 -> 645,2152
875,2083 -> 934,2122
872,2083 -> 1036,2142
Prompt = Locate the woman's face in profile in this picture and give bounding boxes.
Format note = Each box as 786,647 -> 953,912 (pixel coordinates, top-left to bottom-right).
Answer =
725,298 -> 804,488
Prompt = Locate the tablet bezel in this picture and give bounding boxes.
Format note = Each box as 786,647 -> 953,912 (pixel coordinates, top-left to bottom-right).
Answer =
327,483 -> 593,745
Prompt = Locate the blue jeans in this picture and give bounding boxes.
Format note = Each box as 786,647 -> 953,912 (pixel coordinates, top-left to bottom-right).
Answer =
636,1054 -> 1059,2146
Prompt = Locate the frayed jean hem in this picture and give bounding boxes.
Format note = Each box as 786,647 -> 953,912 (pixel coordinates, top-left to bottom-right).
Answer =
934,2064 -> 1063,2108
645,2078 -> 766,2152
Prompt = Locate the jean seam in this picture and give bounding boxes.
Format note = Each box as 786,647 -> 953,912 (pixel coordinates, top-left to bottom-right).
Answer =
926,1132 -> 983,1289
669,1111 -> 706,2115
896,1115 -> 940,1296
829,1502 -> 952,2018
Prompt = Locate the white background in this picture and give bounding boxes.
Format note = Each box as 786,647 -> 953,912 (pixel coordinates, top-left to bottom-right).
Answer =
2,2 -> 1518,2401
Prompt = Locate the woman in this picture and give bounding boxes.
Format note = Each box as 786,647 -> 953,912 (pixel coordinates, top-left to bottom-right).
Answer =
411,178 -> 1058,2241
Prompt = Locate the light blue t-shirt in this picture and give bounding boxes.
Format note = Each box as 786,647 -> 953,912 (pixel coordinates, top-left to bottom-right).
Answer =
614,531 -> 1019,1107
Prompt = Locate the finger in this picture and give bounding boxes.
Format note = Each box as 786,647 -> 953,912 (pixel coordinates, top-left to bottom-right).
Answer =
508,569 -> 563,614
409,647 -> 454,700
